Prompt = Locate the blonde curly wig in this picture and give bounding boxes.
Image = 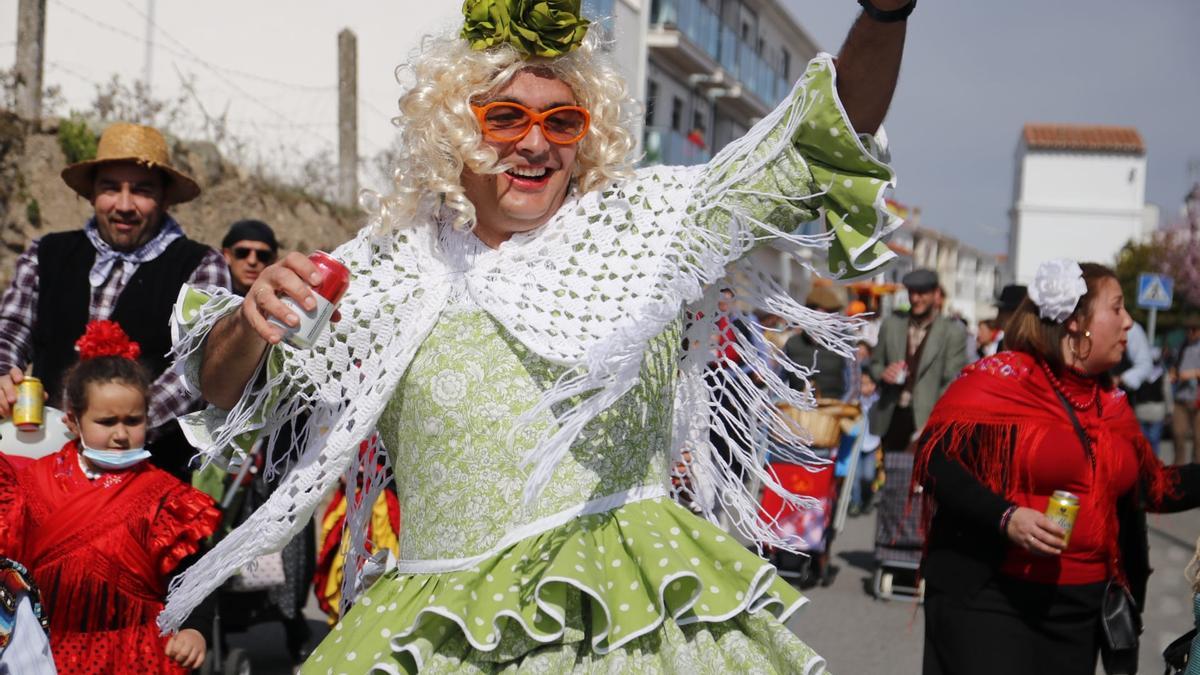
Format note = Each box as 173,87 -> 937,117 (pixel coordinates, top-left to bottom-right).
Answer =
1189,535 -> 1200,593
366,28 -> 638,233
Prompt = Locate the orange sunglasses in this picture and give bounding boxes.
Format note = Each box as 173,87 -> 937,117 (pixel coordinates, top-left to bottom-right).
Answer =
471,101 -> 591,145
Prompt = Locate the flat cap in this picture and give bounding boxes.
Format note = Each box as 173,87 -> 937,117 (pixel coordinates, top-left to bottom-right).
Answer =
902,269 -> 939,293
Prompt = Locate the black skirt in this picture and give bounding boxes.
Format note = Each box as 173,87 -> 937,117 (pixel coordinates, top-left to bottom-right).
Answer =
923,576 -> 1105,675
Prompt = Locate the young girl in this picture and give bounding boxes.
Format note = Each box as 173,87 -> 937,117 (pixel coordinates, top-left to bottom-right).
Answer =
0,321 -> 220,673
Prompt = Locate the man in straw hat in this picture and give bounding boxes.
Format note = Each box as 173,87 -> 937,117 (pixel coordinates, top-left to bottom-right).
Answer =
0,122 -> 230,479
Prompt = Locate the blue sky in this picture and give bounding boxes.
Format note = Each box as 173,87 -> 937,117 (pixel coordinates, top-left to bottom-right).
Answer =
785,0 -> 1200,254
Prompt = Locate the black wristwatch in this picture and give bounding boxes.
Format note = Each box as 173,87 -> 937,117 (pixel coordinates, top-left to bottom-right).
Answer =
857,0 -> 917,23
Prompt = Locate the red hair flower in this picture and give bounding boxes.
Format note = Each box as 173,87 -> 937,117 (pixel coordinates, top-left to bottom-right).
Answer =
75,320 -> 142,361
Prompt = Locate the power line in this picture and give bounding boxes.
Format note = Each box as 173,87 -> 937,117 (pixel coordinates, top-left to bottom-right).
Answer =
114,0 -> 335,92
51,0 -> 316,136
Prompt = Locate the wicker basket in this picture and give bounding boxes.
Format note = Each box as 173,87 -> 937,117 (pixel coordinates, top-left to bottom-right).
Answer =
776,403 -> 843,449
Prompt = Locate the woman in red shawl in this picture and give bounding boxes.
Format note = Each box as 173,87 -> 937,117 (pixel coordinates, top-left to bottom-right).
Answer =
0,321 -> 220,673
914,261 -> 1200,675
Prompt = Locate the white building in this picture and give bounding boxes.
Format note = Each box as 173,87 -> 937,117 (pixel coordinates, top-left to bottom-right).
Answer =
1009,124 -> 1158,284
643,0 -> 815,167
640,0 -> 820,296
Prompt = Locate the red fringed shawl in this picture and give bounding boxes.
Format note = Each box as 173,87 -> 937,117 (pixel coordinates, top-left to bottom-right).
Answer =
0,441 -> 219,674
912,351 -> 1175,584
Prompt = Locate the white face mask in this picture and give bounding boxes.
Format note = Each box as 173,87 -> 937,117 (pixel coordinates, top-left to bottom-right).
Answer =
80,443 -> 151,471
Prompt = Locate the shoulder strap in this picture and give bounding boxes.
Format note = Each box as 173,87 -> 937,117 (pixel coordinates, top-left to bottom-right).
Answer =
1052,389 -> 1096,470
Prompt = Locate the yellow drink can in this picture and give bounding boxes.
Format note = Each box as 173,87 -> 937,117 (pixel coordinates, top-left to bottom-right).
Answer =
1045,490 -> 1080,548
13,376 -> 44,432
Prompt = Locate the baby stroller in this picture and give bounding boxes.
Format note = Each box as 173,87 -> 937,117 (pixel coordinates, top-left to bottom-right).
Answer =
871,450 -> 926,602
197,448 -> 316,674
760,400 -> 860,588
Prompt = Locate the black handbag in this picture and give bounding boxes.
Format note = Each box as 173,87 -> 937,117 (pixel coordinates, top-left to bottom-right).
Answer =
1099,577 -> 1141,674
1055,390 -> 1144,674
1162,627 -> 1194,675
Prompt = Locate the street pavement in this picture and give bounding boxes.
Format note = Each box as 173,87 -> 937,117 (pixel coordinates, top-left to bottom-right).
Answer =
790,502 -> 1196,674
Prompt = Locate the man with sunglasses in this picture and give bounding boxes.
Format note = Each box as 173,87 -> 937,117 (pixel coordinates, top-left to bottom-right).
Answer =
221,220 -> 279,296
0,123 -> 230,480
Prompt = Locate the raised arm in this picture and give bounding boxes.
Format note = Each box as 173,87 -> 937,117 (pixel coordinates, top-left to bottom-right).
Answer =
834,1 -> 912,135
200,252 -> 323,409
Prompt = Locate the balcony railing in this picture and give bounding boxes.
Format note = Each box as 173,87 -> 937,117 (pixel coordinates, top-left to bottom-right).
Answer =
650,0 -> 721,63
651,0 -> 790,108
643,126 -> 712,167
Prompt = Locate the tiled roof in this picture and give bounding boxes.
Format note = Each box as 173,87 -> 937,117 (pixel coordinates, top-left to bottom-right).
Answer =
1023,124 -> 1145,154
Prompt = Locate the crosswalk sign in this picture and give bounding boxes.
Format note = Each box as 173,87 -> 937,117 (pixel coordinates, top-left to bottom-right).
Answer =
1137,273 -> 1173,310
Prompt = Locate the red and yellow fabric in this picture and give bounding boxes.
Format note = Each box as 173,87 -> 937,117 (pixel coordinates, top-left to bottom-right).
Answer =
313,486 -> 400,623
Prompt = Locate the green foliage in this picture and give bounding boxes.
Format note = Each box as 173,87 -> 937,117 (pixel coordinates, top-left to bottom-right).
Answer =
57,116 -> 97,164
1115,237 -> 1195,331
461,0 -> 590,56
24,198 -> 40,228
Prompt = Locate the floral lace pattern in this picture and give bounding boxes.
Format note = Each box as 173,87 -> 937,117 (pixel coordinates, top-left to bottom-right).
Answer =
381,304 -> 677,562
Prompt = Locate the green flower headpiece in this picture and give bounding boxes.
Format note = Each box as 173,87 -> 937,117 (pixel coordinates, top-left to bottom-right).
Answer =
461,0 -> 591,58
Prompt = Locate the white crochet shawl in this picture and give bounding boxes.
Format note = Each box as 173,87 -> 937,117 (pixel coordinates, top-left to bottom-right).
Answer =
159,54 -> 899,632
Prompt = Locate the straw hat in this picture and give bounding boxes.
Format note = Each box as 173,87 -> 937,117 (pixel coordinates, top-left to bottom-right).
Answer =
805,284 -> 846,312
60,122 -> 201,204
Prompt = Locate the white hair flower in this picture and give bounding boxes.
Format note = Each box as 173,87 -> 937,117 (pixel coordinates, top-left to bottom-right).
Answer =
1029,259 -> 1088,323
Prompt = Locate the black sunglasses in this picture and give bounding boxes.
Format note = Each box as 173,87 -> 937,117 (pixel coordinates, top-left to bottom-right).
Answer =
232,247 -> 276,264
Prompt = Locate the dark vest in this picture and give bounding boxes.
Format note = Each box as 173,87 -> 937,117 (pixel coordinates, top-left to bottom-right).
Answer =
32,230 -> 209,405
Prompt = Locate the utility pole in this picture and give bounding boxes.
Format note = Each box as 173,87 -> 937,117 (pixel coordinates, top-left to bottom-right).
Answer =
337,29 -> 359,207
143,0 -> 156,93
14,0 -> 47,121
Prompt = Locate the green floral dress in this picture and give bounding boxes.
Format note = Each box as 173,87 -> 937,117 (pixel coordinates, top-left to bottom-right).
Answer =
304,304 -> 817,673
167,54 -> 897,674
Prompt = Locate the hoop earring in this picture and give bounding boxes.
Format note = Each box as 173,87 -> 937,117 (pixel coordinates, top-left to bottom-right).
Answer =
1077,330 -> 1094,361
1067,330 -> 1093,362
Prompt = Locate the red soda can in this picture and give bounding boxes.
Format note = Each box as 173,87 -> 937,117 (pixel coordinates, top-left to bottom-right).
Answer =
270,251 -> 350,349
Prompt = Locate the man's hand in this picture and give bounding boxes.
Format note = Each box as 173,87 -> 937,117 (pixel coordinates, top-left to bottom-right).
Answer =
165,628 -> 207,669
241,252 -> 326,345
0,366 -> 24,418
881,361 -> 907,385
1004,507 -> 1066,556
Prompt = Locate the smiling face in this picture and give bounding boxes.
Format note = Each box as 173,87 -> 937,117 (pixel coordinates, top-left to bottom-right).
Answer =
907,287 -> 937,319
462,69 -> 581,248
91,162 -> 168,252
67,381 -> 148,452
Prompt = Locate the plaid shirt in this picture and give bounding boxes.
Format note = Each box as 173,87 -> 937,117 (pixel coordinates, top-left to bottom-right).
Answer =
0,235 -> 230,431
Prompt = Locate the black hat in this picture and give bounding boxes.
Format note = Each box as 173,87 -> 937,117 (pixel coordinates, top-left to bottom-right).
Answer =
995,284 -> 1028,313
901,269 -> 939,293
222,219 -> 278,251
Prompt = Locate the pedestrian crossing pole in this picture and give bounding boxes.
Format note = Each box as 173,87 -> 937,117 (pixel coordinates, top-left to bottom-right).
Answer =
1148,307 -> 1157,347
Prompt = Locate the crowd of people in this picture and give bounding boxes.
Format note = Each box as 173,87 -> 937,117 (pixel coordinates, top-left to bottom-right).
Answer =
697,261 -> 1200,674
0,1 -> 1197,674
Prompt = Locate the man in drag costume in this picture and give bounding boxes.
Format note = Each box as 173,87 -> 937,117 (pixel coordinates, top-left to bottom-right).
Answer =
160,0 -> 914,671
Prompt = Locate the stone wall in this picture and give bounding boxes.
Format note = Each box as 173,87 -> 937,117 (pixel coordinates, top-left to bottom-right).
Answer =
0,114 -> 363,287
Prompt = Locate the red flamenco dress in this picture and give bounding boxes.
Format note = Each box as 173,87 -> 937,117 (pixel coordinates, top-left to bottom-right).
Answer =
0,440 -> 220,674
